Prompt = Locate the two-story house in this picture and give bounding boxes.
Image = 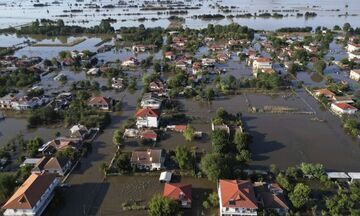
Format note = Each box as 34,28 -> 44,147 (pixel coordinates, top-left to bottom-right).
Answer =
2,173 -> 60,216
135,107 -> 159,128
218,179 -> 258,216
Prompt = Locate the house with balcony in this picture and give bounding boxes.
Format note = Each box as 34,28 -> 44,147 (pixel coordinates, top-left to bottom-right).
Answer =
218,179 -> 258,216
135,107 -> 159,128
2,173 -> 60,216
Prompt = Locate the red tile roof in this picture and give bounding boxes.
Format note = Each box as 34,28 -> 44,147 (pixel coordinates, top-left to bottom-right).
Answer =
88,96 -> 110,106
135,107 -> 159,118
219,179 -> 258,209
333,103 -> 357,110
163,183 -> 192,204
255,57 -> 272,63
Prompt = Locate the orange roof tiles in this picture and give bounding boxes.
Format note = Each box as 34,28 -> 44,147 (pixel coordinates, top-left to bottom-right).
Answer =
2,173 -> 57,210
219,179 -> 258,209
333,103 -> 357,110
163,183 -> 192,204
135,107 -> 159,118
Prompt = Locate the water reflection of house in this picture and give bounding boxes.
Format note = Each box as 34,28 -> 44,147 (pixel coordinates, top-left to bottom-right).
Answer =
130,149 -> 165,171
163,183 -> 192,208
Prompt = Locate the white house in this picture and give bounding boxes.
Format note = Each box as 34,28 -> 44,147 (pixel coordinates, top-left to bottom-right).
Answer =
218,179 -> 258,216
86,67 -> 99,75
135,107 -> 159,128
347,42 -> 360,53
141,93 -> 162,109
348,52 -> 360,61
130,149 -> 165,171
330,103 -> 358,115
122,57 -> 138,67
2,173 -> 60,216
350,69 -> 360,81
253,57 -> 273,70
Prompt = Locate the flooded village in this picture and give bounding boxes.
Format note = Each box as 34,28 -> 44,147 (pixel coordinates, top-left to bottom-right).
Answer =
0,0 -> 360,216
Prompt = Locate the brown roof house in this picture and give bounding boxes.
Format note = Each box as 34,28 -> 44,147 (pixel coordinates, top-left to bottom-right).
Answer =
163,183 -> 192,208
254,182 -> 289,215
40,137 -> 82,154
88,96 -> 112,111
32,156 -> 72,176
130,149 -> 165,171
2,173 -> 60,216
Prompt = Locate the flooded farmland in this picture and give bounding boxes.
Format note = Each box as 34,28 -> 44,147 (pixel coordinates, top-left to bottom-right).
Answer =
0,0 -> 360,30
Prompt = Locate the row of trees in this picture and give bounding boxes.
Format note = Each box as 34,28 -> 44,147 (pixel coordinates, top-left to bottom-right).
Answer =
200,108 -> 252,182
4,19 -> 115,36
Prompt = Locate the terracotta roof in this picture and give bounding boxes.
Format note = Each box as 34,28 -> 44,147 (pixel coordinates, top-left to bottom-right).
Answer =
2,173 -> 57,210
314,89 -> 335,96
140,130 -> 157,140
219,179 -> 258,209
135,107 -> 159,118
163,183 -> 192,203
165,51 -> 174,56
47,138 -> 81,151
88,96 -> 110,106
351,69 -> 360,75
255,57 -> 272,63
349,42 -> 360,48
333,103 -> 357,110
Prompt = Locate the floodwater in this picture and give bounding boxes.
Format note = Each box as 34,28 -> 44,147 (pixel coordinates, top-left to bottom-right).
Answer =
179,92 -> 360,171
0,0 -> 360,30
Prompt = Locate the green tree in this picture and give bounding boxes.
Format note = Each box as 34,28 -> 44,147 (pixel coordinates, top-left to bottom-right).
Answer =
183,124 -> 195,142
0,173 -> 16,204
314,60 -> 326,74
56,148 -> 76,161
148,194 -> 181,216
113,130 -> 123,146
174,145 -> 192,170
27,137 -> 43,157
211,129 -> 229,154
234,131 -> 251,151
289,183 -> 311,208
114,153 -> 132,174
200,153 -> 232,182
300,163 -> 325,179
